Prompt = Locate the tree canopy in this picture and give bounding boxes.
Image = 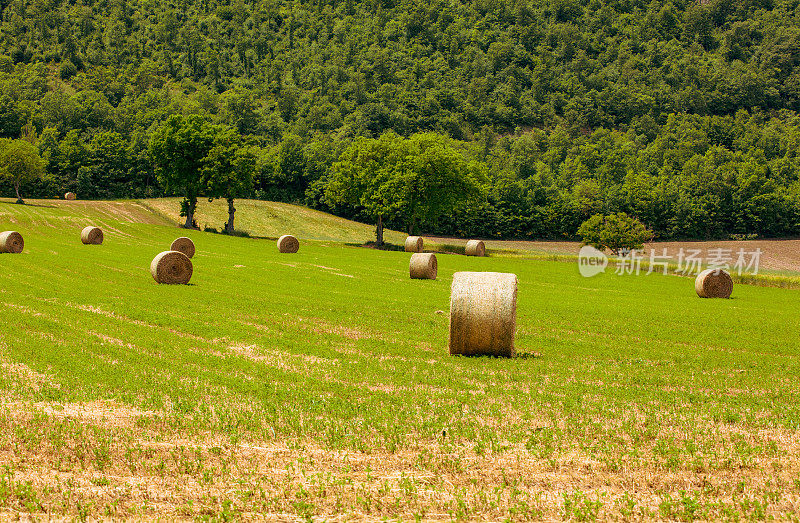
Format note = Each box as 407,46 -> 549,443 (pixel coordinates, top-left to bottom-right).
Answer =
203,128 -> 258,233
579,212 -> 653,255
0,138 -> 45,203
148,114 -> 219,228
326,133 -> 416,244
326,132 -> 484,243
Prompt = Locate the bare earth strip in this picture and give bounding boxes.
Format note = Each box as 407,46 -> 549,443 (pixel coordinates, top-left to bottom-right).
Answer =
426,236 -> 800,273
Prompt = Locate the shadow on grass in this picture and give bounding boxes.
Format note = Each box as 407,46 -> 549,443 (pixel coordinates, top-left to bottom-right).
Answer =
514,351 -> 542,360
345,241 -> 404,251
345,241 -> 476,256
0,200 -> 56,209
201,227 -> 279,241
430,243 -> 468,255
450,351 -> 541,360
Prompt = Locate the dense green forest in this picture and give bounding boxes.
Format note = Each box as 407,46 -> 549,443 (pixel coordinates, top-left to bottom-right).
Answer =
2,0 -> 800,240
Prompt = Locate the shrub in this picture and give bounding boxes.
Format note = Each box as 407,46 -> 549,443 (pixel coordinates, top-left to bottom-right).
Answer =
59,60 -> 77,79
578,213 -> 653,255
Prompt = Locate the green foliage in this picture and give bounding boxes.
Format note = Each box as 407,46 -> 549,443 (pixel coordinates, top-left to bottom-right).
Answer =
149,114 -> 219,227
326,132 -> 484,242
0,138 -> 45,202
579,212 -> 653,255
58,60 -> 77,80
202,128 -> 258,233
400,133 -> 487,234
203,130 -> 257,203
325,132 -> 411,243
149,115 -> 217,197
256,133 -> 310,203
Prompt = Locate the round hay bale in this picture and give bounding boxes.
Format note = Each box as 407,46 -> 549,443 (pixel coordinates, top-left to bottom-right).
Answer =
695,268 -> 733,298
449,271 -> 517,357
80,226 -> 103,245
404,236 -> 423,253
64,192 -> 76,200
277,235 -> 299,253
0,231 -> 24,254
410,253 -> 437,280
151,251 -> 193,284
465,240 -> 485,257
170,237 -> 195,258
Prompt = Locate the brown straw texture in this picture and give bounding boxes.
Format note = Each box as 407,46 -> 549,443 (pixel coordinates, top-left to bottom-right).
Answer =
151,251 -> 193,284
64,192 -> 76,200
449,271 -> 517,357
465,240 -> 486,257
0,231 -> 24,254
409,253 -> 437,279
170,237 -> 195,258
277,235 -> 300,253
695,268 -> 733,298
80,226 -> 104,245
404,236 -> 423,253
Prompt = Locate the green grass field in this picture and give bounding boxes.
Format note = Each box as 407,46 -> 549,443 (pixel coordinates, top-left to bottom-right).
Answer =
1,198 -> 799,520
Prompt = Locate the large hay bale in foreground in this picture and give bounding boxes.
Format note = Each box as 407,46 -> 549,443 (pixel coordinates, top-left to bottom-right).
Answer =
170,237 -> 195,258
64,192 -> 76,200
410,253 -> 437,280
404,236 -> 423,253
151,251 -> 193,284
465,240 -> 486,257
80,226 -> 103,245
277,235 -> 299,253
0,231 -> 24,254
449,271 -> 517,357
695,268 -> 733,298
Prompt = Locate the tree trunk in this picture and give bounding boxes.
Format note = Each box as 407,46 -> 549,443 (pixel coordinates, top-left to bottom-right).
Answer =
183,196 -> 198,229
376,215 -> 384,246
407,213 -> 417,235
226,197 -> 236,234
14,182 -> 21,202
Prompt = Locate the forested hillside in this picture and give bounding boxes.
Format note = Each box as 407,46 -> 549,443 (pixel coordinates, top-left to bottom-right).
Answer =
2,0 -> 800,239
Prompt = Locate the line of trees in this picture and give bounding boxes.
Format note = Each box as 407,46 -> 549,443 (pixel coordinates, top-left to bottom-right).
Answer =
145,118 -> 484,243
6,109 -> 800,242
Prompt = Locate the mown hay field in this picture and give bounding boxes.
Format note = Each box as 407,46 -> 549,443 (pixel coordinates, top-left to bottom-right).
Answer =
142,197 -> 409,245
1,198 -> 799,520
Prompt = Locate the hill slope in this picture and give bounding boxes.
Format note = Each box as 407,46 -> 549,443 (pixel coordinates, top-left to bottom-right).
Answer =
141,197 -> 408,244
0,197 -> 408,244
3,0 -> 799,136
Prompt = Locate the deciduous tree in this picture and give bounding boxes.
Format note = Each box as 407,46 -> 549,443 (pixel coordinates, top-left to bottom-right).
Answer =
325,132 -> 486,244
578,213 -> 653,255
0,139 -> 46,204
202,129 -> 258,234
149,114 -> 217,229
